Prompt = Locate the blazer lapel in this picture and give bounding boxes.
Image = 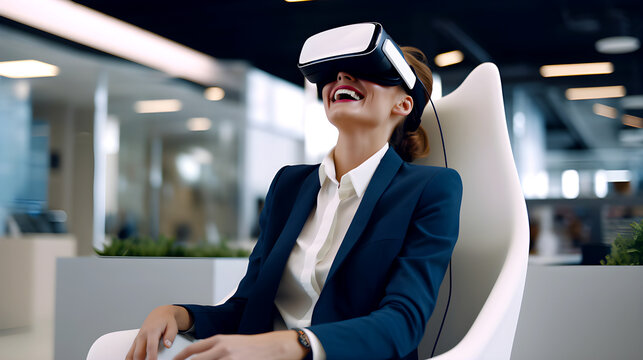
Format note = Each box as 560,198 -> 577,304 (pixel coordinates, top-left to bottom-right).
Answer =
324,148 -> 403,284
238,167 -> 320,333
259,168 -> 320,293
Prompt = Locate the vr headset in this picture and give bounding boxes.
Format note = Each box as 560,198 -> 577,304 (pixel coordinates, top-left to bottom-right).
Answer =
298,22 -> 429,132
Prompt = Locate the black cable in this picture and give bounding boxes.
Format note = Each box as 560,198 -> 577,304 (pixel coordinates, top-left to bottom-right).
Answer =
431,98 -> 448,169
429,97 -> 453,357
431,261 -> 453,357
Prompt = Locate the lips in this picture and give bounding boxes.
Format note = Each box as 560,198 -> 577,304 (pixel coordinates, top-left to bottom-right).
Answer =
331,85 -> 364,102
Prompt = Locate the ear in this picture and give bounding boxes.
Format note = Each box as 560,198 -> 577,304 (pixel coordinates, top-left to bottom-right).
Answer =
391,94 -> 413,117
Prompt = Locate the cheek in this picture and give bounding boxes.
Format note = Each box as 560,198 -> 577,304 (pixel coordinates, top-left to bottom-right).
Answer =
364,95 -> 390,116
321,84 -> 334,102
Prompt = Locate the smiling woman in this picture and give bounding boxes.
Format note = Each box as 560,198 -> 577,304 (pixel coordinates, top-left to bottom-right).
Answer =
121,22 -> 462,360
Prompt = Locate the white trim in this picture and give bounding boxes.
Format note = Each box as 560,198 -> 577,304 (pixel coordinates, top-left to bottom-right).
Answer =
383,39 -> 416,89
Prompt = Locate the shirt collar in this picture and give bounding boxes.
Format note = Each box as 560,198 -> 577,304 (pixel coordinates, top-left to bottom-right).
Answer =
318,143 -> 389,198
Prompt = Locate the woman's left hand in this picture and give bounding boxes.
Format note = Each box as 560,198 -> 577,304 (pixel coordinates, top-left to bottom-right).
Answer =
173,330 -> 308,360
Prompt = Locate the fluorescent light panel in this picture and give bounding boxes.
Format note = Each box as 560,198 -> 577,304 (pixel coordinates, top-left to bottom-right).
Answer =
0,0 -> 222,85
592,103 -> 618,119
187,117 -> 211,131
134,99 -> 182,113
540,62 -> 613,77
596,36 -> 640,54
565,86 -> 626,100
434,50 -> 464,67
622,114 -> 643,128
0,59 -> 59,78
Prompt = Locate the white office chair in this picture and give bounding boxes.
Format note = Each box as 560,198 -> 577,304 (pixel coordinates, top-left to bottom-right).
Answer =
88,63 -> 528,360
415,62 -> 529,359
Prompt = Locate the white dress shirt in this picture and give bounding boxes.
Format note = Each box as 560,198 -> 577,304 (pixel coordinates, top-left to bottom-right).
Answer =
273,143 -> 390,360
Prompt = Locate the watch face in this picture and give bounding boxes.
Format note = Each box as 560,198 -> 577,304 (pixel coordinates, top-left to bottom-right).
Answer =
296,329 -> 311,349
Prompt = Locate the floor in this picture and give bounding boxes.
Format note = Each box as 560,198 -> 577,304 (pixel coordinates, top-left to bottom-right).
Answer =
0,318 -> 54,360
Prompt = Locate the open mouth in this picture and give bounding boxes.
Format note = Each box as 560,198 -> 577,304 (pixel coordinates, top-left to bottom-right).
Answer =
332,86 -> 364,102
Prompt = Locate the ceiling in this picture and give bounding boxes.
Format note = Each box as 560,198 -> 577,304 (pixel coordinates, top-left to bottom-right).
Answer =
1,0 -> 643,158
61,0 -> 643,89
69,0 -> 643,149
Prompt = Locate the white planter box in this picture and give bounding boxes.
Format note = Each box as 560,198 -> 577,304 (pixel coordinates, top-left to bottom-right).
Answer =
54,256 -> 248,360
512,265 -> 643,360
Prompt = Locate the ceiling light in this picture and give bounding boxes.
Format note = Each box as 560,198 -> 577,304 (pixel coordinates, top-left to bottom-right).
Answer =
204,87 -> 225,101
595,36 -> 640,54
134,99 -> 182,113
187,117 -> 211,131
562,169 -> 580,199
592,103 -> 618,119
539,62 -> 613,77
622,114 -> 643,128
594,170 -> 608,198
0,1 -> 222,85
0,59 -> 59,78
621,95 -> 643,110
565,86 -> 626,100
434,50 -> 464,67
605,170 -> 631,182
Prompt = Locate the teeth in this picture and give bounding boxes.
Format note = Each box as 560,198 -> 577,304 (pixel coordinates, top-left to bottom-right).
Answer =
334,88 -> 363,101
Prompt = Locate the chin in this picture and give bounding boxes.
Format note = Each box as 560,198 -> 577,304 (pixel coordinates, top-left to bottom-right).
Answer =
328,114 -> 382,133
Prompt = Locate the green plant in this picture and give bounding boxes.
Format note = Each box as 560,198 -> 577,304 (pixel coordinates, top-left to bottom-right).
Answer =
601,219 -> 643,265
94,235 -> 250,258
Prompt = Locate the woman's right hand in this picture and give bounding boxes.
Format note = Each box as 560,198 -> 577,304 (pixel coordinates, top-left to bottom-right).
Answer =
126,305 -> 192,360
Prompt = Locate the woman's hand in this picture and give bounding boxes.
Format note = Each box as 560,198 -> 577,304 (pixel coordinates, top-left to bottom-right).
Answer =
173,330 -> 308,360
126,305 -> 193,360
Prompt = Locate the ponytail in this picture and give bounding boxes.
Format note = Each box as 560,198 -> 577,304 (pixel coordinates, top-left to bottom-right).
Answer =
389,46 -> 432,162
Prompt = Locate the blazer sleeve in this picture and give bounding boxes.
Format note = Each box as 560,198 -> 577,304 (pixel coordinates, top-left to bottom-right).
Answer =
178,166 -> 288,339
307,167 -> 463,360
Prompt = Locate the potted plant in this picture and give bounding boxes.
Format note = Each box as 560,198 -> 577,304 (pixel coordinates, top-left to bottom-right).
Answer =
601,219 -> 643,265
94,235 -> 251,258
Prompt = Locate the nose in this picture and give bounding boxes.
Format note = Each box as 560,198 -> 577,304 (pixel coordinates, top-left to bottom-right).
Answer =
337,72 -> 355,81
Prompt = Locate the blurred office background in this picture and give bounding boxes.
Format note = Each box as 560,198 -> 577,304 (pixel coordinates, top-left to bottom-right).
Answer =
0,1 -> 642,359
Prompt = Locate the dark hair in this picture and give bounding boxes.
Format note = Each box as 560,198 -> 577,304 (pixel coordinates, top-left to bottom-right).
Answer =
389,46 -> 432,162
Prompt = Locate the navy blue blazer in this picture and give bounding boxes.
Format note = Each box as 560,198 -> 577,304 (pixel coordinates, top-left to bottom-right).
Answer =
182,147 -> 463,360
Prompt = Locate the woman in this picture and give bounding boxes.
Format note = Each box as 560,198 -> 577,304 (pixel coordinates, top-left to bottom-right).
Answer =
127,23 -> 462,360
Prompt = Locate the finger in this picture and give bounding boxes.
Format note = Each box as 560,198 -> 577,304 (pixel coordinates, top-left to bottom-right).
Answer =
132,336 -> 147,360
146,332 -> 161,360
125,339 -> 136,360
173,339 -> 213,360
163,320 -> 178,348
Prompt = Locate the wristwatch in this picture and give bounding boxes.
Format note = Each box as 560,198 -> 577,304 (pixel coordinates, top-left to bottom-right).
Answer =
293,327 -> 311,351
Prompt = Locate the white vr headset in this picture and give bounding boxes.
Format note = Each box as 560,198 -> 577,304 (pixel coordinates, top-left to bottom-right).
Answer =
298,22 -> 429,131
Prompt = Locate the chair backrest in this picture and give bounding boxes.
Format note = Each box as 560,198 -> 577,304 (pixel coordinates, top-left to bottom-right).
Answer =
414,63 -> 529,359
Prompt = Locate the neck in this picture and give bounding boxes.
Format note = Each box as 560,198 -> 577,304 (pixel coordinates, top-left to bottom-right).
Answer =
333,129 -> 389,182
